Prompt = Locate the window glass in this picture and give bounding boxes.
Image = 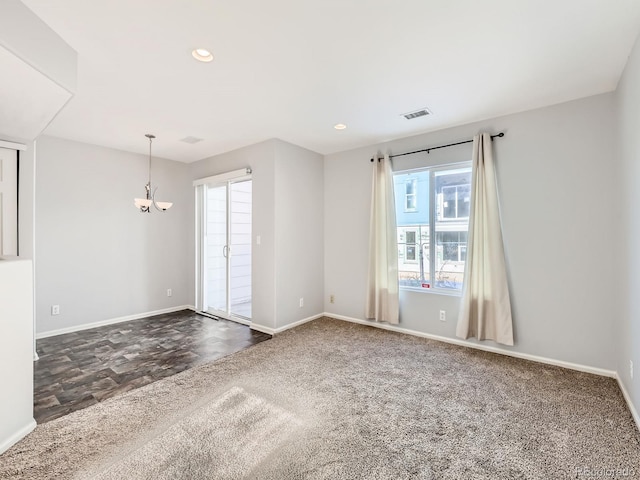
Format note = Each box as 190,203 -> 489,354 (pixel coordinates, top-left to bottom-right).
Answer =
405,179 -> 417,211
405,231 -> 417,261
395,165 -> 471,291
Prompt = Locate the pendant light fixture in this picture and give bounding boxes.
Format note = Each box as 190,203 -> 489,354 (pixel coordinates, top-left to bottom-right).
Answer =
134,134 -> 173,213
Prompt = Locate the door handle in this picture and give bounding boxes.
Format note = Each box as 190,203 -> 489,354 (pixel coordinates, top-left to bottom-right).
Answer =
223,245 -> 229,258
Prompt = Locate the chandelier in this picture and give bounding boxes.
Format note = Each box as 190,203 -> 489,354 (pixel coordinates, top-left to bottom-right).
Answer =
134,134 -> 173,213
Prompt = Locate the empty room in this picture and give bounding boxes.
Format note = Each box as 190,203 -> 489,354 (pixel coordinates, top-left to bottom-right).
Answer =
1,0 -> 640,478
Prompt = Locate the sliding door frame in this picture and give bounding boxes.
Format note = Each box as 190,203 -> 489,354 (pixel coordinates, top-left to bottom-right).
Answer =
194,168 -> 252,324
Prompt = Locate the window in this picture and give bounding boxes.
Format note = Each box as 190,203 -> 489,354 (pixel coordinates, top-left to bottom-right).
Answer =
437,232 -> 468,262
405,178 -> 417,211
440,184 -> 470,219
405,230 -> 417,262
394,164 -> 471,292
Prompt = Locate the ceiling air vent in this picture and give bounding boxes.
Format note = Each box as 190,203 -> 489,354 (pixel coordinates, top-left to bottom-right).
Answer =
402,108 -> 432,120
180,136 -> 204,144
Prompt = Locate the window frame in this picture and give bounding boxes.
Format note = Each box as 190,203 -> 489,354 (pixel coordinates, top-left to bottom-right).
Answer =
395,161 -> 472,296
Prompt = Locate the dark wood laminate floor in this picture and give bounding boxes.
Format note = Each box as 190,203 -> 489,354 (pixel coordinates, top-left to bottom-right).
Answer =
34,310 -> 271,423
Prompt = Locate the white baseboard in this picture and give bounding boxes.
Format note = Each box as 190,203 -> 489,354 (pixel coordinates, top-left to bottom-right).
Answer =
0,418 -> 36,455
249,323 -> 274,335
325,312 -> 617,379
36,305 -> 192,339
275,313 -> 324,334
616,374 -> 640,432
250,313 -> 324,336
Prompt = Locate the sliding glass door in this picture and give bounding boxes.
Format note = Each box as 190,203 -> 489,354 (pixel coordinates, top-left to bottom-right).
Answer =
228,181 -> 252,318
205,184 -> 228,313
196,172 -> 252,322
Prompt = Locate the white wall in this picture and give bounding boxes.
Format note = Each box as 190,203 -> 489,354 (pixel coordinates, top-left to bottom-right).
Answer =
34,136 -> 191,335
615,32 -> 640,417
189,140 -> 277,330
325,93 -> 617,371
30,92 -> 620,371
0,258 -> 35,454
189,139 -> 324,332
274,140 -> 324,329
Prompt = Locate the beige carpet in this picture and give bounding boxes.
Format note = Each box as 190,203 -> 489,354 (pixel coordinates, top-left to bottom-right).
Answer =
90,386 -> 300,479
0,317 -> 638,479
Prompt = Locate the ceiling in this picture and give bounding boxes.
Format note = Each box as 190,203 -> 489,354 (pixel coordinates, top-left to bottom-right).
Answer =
20,0 -> 640,163
0,45 -> 73,142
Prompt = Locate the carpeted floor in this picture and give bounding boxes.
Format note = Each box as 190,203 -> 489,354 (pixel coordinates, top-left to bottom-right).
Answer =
1,317 -> 638,479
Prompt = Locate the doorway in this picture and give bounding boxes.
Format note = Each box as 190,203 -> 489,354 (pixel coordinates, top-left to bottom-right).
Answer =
196,170 -> 252,322
0,148 -> 18,256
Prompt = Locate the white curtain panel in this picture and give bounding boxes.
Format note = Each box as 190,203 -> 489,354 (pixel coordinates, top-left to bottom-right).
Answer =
365,154 -> 400,324
456,133 -> 514,345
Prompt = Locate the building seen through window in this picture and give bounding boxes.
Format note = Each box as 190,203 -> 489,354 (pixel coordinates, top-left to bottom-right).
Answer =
393,165 -> 471,290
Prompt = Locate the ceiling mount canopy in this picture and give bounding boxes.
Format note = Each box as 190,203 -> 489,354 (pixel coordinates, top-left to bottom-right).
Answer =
134,134 -> 173,213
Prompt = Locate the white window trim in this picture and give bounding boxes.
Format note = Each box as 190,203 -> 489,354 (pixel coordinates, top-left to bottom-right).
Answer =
193,167 -> 251,187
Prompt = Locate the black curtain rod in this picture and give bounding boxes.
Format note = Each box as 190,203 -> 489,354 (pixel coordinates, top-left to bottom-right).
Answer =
371,132 -> 505,162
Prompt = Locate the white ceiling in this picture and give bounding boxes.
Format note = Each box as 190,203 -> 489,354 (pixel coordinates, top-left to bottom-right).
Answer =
20,0 -> 640,163
0,46 -> 72,142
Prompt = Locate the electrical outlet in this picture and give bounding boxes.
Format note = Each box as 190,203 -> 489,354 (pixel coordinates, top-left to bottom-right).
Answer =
167,288 -> 172,297
51,305 -> 60,316
330,294 -> 335,304
631,360 -> 634,380
299,297 -> 304,308
256,235 -> 261,245
439,310 -> 446,322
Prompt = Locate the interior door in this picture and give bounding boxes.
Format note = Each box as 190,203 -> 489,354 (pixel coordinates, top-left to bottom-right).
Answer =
0,148 -> 18,257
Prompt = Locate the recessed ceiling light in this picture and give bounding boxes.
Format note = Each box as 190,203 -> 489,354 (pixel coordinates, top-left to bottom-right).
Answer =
192,48 -> 213,62
334,123 -> 347,130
